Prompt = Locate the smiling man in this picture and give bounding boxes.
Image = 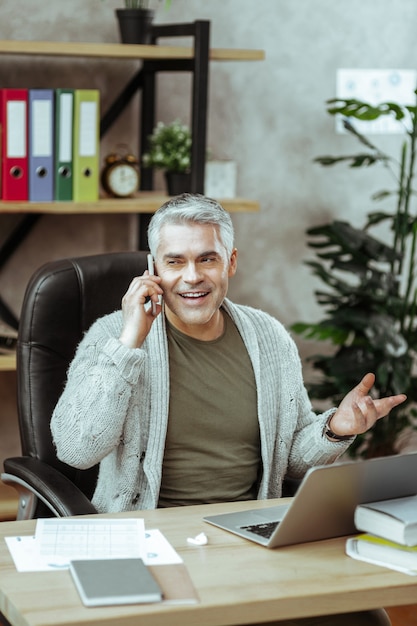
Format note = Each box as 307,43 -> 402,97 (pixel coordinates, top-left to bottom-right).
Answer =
52,192 -> 405,513
152,221 -> 236,339
51,193 -> 401,624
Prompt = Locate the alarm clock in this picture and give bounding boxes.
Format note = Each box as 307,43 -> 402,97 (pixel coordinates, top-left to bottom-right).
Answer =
101,150 -> 140,198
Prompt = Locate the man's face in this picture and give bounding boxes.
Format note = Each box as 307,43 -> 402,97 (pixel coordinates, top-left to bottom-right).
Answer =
155,222 -> 237,340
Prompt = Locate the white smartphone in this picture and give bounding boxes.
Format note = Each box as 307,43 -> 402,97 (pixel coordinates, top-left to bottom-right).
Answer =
147,253 -> 158,315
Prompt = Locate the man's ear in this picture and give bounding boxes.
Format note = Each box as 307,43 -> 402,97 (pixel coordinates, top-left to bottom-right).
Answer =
228,248 -> 238,277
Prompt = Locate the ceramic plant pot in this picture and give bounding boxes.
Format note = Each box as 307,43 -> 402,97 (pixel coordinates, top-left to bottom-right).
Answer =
164,171 -> 192,196
116,9 -> 154,45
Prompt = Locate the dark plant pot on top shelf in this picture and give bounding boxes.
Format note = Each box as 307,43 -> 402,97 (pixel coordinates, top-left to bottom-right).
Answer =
164,171 -> 192,196
116,9 -> 155,45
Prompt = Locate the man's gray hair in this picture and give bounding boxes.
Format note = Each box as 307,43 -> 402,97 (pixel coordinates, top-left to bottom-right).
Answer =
147,193 -> 235,258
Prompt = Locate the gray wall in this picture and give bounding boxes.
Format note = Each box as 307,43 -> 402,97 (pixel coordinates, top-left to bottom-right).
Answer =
0,0 -> 416,457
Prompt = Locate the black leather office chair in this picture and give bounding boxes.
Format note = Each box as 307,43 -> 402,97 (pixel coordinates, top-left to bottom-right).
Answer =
1,251 -> 149,520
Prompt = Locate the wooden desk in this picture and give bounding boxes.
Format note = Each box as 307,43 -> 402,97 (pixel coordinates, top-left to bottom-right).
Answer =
0,499 -> 416,626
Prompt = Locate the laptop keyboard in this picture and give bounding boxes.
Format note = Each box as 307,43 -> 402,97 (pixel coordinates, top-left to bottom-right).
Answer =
240,520 -> 279,539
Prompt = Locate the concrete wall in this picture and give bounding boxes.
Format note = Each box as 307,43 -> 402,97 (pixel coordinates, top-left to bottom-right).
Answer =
1,0 -> 416,459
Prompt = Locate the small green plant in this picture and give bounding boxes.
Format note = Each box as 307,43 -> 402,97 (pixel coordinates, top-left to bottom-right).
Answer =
125,0 -> 171,7
292,94 -> 417,458
102,1 -> 171,9
125,1 -> 149,7
142,120 -> 192,173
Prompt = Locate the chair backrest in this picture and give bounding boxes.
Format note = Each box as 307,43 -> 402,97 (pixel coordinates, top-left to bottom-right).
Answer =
17,251 -> 149,501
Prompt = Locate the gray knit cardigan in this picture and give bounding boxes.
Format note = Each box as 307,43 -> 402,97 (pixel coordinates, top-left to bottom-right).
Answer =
51,299 -> 351,513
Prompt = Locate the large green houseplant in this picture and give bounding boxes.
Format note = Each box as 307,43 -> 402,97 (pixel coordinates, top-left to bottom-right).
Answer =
292,94 -> 417,458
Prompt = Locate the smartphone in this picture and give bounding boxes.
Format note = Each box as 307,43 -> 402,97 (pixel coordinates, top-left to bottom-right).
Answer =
147,254 -> 158,315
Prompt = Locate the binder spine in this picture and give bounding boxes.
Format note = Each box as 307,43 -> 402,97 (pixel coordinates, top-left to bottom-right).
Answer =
1,88 -> 29,201
29,89 -> 54,202
73,89 -> 100,202
54,88 -> 74,201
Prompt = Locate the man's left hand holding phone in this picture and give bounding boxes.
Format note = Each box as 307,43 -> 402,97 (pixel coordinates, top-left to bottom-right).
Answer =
119,254 -> 163,349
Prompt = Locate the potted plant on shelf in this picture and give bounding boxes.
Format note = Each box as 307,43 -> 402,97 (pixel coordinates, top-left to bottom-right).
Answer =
107,1 -> 172,45
291,95 -> 417,459
142,120 -> 192,195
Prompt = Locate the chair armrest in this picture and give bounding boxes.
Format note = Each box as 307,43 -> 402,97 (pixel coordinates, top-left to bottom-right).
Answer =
2,457 -> 97,519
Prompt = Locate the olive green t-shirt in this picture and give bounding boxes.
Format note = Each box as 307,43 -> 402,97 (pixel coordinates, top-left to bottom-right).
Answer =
158,310 -> 260,508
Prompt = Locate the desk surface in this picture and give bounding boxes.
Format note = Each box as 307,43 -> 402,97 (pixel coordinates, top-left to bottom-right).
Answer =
0,499 -> 416,626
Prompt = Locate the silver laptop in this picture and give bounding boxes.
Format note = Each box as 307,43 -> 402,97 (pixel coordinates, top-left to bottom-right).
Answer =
203,452 -> 417,548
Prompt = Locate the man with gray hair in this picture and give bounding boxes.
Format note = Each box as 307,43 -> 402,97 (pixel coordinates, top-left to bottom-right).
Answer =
52,193 -> 403,626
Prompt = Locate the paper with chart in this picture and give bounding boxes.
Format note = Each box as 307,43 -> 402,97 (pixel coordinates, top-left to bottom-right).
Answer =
5,518 -> 183,572
36,518 -> 146,561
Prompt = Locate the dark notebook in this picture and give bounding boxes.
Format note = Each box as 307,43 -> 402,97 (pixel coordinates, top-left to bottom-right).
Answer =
69,558 -> 163,607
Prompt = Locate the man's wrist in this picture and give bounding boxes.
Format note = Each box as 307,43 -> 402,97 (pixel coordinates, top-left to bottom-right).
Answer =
323,416 -> 353,442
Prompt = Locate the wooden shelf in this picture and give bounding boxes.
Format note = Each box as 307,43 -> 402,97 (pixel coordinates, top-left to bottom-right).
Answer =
0,40 -> 265,62
0,36 -> 262,221
0,30 -> 262,353
0,194 -> 259,215
0,354 -> 16,371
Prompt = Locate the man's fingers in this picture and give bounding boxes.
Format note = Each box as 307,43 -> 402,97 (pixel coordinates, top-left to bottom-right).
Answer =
123,276 -> 162,305
374,394 -> 407,418
356,372 -> 376,395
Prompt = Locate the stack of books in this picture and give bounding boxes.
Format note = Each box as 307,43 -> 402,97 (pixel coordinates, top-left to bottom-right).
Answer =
0,88 -> 100,203
346,494 -> 417,575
